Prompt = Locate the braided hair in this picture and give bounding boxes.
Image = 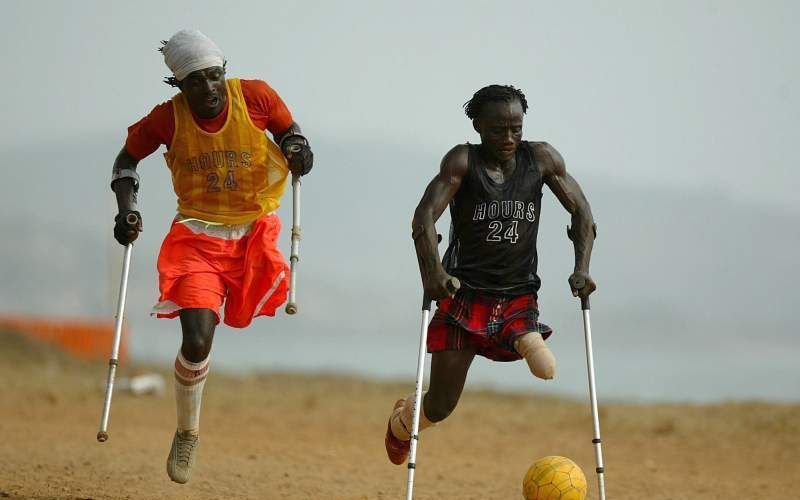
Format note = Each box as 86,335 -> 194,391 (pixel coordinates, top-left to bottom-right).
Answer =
158,40 -> 227,87
463,85 -> 528,119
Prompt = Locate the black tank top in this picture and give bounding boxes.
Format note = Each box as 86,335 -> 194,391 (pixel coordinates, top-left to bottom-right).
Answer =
442,142 -> 543,295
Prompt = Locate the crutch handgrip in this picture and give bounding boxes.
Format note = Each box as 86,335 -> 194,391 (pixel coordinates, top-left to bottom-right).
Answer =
422,277 -> 460,311
569,275 -> 590,310
446,277 -> 460,294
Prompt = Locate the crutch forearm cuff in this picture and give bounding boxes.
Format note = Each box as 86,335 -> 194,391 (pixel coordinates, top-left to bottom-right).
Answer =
111,169 -> 140,191
279,133 -> 309,150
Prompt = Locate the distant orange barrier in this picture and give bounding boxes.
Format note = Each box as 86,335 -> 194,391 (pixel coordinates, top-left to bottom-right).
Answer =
0,315 -> 127,363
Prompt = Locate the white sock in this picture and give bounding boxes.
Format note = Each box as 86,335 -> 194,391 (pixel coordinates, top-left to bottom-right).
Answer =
173,351 -> 209,434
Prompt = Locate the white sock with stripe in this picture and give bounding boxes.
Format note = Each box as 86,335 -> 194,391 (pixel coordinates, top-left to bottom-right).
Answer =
173,351 -> 209,435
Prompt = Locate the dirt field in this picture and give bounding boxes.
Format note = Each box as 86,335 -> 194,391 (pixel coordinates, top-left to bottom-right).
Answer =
1,330 -> 798,500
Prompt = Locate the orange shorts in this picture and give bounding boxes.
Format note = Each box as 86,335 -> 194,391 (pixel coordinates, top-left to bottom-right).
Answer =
151,213 -> 289,328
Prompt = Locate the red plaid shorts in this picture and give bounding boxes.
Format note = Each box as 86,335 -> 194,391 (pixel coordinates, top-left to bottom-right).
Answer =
427,289 -> 553,362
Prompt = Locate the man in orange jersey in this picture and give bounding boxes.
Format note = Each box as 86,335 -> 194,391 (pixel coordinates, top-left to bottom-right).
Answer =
110,29 -> 313,484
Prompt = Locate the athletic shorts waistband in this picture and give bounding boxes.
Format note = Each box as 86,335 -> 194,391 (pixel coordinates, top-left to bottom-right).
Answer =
173,212 -> 276,240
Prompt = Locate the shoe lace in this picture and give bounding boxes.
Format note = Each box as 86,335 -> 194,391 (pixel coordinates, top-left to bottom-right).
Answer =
176,434 -> 198,466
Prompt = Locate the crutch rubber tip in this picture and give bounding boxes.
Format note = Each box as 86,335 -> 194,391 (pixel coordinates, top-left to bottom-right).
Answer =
285,303 -> 297,315
97,431 -> 108,442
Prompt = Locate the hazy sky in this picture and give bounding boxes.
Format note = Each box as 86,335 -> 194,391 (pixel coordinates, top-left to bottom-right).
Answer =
2,1 -> 798,209
1,1 -> 798,402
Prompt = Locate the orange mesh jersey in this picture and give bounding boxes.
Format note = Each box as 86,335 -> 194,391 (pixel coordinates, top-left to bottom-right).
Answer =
164,78 -> 289,224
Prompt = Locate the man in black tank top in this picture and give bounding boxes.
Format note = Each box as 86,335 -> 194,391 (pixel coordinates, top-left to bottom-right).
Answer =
385,85 -> 597,466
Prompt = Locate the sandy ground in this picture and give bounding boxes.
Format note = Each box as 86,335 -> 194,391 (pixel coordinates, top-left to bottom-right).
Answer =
1,330 -> 798,500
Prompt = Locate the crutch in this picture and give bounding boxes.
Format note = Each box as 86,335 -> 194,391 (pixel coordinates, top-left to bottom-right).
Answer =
283,142 -> 304,314
285,170 -> 301,314
97,212 -> 138,442
571,276 -> 607,500
406,276 -> 460,500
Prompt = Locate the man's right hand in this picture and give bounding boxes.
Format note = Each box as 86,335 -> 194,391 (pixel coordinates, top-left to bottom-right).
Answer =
422,270 -> 459,301
113,210 -> 142,246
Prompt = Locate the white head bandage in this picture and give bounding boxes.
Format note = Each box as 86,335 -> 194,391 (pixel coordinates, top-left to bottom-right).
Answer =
162,29 -> 224,82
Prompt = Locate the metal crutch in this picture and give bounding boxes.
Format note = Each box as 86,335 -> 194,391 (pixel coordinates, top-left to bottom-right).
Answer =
406,276 -> 460,500
97,212 -> 138,442
572,276 -> 607,500
285,171 -> 301,314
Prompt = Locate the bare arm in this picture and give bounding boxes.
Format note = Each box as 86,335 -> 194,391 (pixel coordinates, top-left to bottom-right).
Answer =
112,147 -> 141,212
536,142 -> 597,299
412,145 -> 469,300
110,147 -> 143,245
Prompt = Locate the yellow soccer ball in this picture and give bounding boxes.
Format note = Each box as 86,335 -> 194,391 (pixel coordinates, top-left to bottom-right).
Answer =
522,456 -> 588,500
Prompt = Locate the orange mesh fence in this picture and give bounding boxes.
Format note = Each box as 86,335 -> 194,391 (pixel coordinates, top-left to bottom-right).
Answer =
0,314 -> 128,363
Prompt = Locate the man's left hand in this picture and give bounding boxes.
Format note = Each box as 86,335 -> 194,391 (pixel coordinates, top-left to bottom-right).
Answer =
282,136 -> 314,176
568,271 -> 596,299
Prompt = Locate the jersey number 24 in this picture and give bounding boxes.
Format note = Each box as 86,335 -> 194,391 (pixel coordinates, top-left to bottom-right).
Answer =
486,220 -> 519,244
